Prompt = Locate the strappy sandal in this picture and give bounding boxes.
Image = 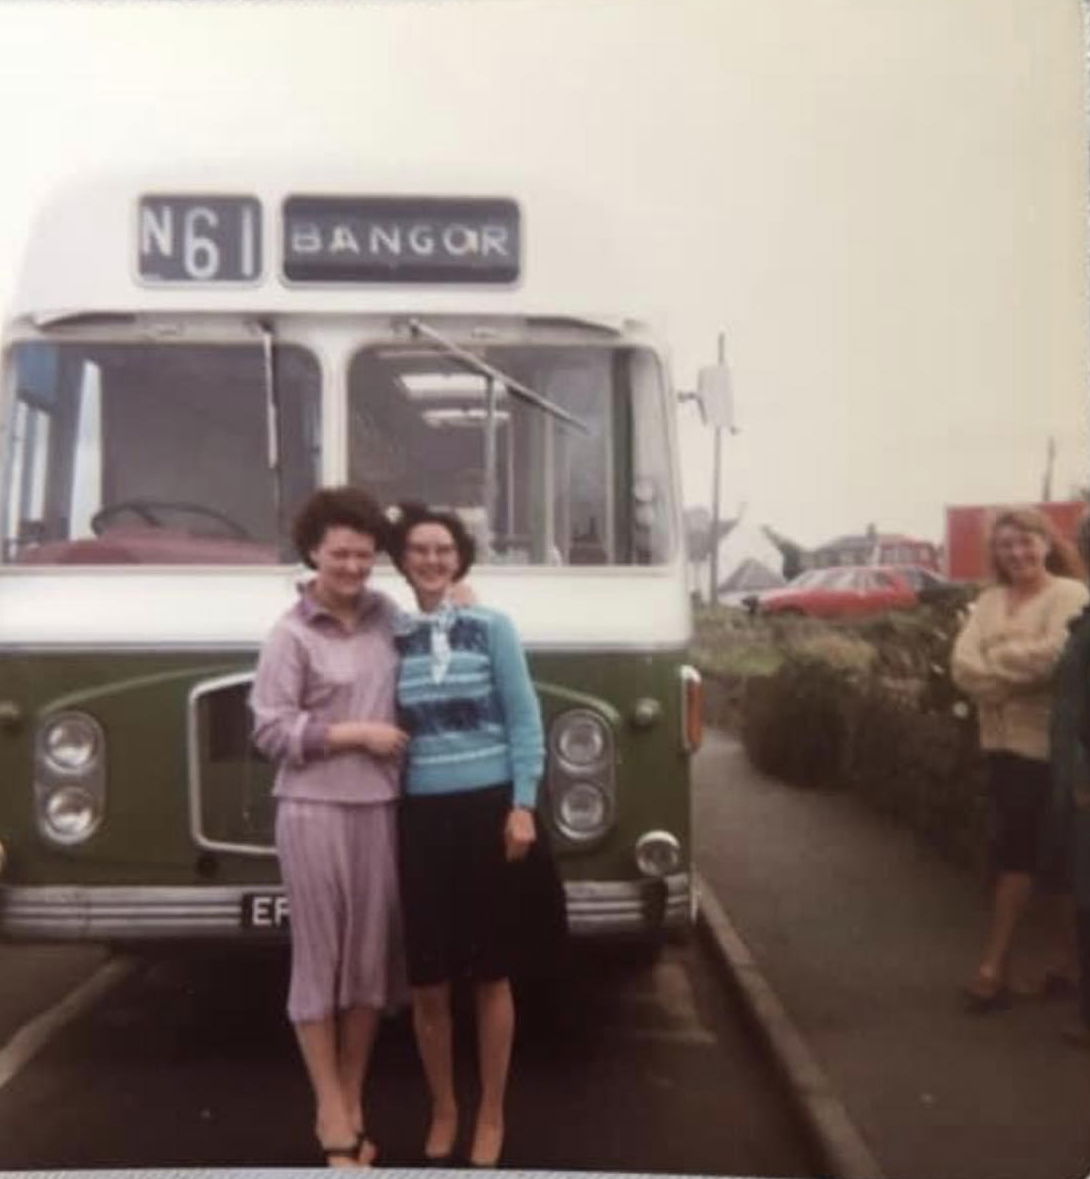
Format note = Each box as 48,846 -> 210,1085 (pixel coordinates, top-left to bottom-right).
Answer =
321,1134 -> 376,1169
322,1143 -> 363,1168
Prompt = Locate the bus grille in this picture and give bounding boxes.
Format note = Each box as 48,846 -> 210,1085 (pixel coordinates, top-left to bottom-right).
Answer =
188,673 -> 277,855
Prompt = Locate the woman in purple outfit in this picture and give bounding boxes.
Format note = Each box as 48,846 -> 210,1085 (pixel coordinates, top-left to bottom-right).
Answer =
250,486 -> 408,1168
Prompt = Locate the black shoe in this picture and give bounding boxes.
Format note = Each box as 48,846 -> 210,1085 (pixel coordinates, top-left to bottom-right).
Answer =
961,983 -> 1011,1013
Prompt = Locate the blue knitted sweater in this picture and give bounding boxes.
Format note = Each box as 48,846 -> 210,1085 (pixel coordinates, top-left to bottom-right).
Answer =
394,605 -> 544,807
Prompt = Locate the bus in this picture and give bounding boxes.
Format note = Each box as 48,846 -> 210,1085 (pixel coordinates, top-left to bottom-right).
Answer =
0,173 -> 727,944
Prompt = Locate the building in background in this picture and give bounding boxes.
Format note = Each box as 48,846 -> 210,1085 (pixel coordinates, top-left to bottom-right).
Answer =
685,506 -> 792,604
801,524 -> 939,572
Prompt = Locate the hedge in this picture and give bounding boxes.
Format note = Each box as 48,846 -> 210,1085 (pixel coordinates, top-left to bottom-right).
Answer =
696,591 -> 989,870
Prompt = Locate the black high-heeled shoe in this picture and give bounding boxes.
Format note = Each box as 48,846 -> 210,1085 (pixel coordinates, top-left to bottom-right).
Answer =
320,1142 -> 362,1168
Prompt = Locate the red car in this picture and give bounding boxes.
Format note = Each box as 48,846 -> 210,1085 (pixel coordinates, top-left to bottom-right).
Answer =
756,565 -> 948,619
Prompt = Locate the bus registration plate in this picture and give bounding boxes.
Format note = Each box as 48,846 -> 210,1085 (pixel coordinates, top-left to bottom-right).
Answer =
241,893 -> 290,930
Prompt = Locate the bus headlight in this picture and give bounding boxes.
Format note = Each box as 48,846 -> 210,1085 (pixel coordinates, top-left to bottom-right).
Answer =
635,831 -> 682,878
35,711 -> 106,846
547,707 -> 615,846
42,786 -> 99,843
552,710 -> 608,770
40,713 -> 101,774
554,780 -> 612,841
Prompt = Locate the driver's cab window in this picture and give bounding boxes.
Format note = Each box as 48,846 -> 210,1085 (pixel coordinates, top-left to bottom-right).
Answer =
2,340 -> 321,565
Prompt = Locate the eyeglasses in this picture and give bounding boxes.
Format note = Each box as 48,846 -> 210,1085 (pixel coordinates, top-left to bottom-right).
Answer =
407,543 -> 457,558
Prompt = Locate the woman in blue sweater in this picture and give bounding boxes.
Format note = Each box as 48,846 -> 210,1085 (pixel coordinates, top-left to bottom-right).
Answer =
387,502 -> 546,1168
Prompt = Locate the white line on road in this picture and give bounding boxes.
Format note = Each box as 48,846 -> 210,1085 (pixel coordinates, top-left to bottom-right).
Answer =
0,955 -> 137,1092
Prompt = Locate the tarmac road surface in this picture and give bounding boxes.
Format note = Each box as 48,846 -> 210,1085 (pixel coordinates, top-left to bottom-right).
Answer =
0,938 -> 816,1176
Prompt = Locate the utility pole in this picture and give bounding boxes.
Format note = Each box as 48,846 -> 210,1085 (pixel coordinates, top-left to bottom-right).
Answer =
1041,435 -> 1056,501
708,331 -> 725,604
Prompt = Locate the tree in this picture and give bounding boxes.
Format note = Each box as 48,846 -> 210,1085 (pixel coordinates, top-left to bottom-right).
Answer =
763,526 -> 804,580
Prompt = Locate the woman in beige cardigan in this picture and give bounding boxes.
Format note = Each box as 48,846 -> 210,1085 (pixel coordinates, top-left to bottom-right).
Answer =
952,507 -> 1088,1011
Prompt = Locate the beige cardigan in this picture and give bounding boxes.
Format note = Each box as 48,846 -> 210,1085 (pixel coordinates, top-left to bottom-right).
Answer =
951,576 -> 1090,761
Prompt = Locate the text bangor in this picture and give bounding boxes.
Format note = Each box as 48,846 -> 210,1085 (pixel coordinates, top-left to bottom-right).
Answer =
287,219 -> 513,261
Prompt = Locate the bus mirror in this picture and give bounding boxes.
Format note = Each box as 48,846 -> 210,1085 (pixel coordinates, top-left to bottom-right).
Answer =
697,363 -> 734,431
15,342 -> 60,412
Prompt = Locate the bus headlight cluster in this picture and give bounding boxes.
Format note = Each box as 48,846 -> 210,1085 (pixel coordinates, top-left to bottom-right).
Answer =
35,711 -> 105,846
44,787 -> 98,841
41,714 -> 100,774
556,780 -> 611,837
548,710 -> 614,844
554,712 -> 608,770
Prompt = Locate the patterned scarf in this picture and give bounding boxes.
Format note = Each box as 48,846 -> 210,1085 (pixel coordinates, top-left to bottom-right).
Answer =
395,599 -> 457,684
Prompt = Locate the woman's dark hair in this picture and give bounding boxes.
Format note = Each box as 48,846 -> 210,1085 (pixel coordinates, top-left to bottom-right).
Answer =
292,486 -> 387,568
986,506 -> 1087,583
385,501 -> 476,581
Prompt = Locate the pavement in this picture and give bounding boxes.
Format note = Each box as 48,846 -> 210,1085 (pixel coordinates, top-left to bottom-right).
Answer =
693,729 -> 1090,1179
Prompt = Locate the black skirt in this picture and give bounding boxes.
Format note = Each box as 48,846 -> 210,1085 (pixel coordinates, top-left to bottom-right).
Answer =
986,751 -> 1056,879
398,783 -> 567,987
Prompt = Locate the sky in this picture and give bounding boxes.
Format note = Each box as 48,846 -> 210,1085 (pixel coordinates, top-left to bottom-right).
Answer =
0,0 -> 1086,549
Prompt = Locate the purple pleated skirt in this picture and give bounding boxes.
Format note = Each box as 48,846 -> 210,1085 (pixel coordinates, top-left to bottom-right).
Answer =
275,798 -> 407,1023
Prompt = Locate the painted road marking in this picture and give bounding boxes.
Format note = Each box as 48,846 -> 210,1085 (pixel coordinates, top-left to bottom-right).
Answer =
0,955 -> 136,1092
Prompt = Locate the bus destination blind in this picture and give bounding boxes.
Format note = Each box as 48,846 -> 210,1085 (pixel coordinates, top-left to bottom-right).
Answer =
282,196 -> 520,284
137,194 -> 520,285
138,195 -> 262,284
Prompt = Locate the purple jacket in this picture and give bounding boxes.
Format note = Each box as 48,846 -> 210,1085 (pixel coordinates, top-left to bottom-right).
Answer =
250,586 -> 401,805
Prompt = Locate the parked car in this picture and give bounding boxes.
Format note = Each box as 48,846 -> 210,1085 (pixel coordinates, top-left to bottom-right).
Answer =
754,565 -> 950,619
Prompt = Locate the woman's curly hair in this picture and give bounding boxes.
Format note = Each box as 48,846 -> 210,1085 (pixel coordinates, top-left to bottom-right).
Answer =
292,486 -> 387,568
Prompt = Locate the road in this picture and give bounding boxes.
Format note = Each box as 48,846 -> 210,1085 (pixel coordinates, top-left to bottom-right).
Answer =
0,936 -> 816,1175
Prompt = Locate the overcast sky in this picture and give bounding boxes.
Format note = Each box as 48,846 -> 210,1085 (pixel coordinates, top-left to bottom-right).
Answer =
0,0 -> 1085,548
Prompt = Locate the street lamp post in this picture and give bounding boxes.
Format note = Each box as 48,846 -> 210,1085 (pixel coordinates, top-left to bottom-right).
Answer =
708,332 -> 725,605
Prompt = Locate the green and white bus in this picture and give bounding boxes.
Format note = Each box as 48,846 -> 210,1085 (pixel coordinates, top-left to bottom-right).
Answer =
0,173 -> 726,943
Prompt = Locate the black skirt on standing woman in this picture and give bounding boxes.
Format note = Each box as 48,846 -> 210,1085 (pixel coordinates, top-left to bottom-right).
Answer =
398,782 -> 568,988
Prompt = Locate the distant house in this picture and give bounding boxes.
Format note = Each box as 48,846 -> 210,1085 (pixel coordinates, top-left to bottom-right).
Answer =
802,524 -> 939,571
718,556 -> 785,601
685,507 -> 791,603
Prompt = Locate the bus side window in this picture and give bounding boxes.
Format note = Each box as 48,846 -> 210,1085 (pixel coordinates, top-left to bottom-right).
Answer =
5,344 -> 54,555
69,362 -> 103,538
10,401 -> 52,553
4,350 -> 98,558
628,349 -> 672,565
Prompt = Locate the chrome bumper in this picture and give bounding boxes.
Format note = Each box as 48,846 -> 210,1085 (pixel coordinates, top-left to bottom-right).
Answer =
564,875 -> 691,935
0,874 -> 691,940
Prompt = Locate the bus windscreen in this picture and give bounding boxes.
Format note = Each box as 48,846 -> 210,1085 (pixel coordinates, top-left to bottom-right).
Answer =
347,342 -> 673,567
2,341 -> 320,565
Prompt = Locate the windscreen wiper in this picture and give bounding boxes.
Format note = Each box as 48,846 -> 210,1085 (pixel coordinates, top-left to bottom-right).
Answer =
257,318 -> 287,555
407,317 -> 590,435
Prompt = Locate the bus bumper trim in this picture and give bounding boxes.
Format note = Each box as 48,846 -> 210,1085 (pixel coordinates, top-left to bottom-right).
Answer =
0,875 -> 691,940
